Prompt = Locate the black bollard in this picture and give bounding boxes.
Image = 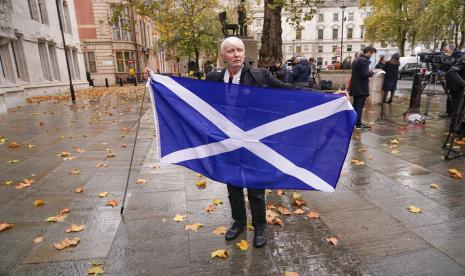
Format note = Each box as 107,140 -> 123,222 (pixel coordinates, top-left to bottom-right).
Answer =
119,78 -> 123,87
134,77 -> 137,86
105,78 -> 109,88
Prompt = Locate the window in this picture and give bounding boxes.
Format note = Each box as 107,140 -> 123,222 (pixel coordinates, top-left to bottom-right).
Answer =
72,49 -> 80,79
332,45 -> 337,52
38,42 -> 52,81
348,12 -> 354,21
296,45 -> 301,54
0,43 -> 16,83
361,44 -> 365,51
347,28 -> 353,39
347,45 -> 352,52
360,26 -> 364,38
65,48 -> 75,79
316,57 -> 323,66
27,0 -> 40,22
304,44 -> 309,52
37,0 -> 48,25
296,29 -> 302,40
10,38 -> 28,81
112,7 -> 132,41
318,29 -> 323,40
63,1 -> 72,34
48,44 -> 60,80
318,14 -> 323,22
332,28 -> 338,39
318,45 -> 323,52
333,13 -> 338,21
87,51 -> 97,73
255,18 -> 262,27
115,51 -> 135,72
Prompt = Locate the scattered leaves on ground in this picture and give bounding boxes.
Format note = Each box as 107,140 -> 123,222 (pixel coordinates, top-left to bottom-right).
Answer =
212,226 -> 227,235
449,168 -> 463,179
173,214 -> 187,222
54,237 -> 80,250
294,199 -> 306,206
98,192 -> 109,198
0,222 -> 14,232
59,208 -> 71,215
75,186 -> 84,193
276,190 -> 285,196
211,249 -> 228,259
390,139 -> 399,144
33,199 -> 45,207
74,147 -> 85,153
266,210 -> 279,224
7,160 -> 20,164
430,183 -> 439,189
292,192 -> 302,200
105,199 -> 118,207
196,179 -> 206,187
293,208 -> 305,215
326,236 -> 339,246
278,206 -> 291,215
32,236 -> 44,243
3,180 -> 13,186
8,142 -> 20,148
247,223 -> 254,231
408,206 -> 422,213
96,162 -> 109,168
15,179 -> 34,190
351,159 -> 365,166
57,152 -> 71,157
136,178 -> 148,184
236,240 -> 249,251
85,262 -> 104,276
391,150 -> 400,154
284,272 -> 300,276
358,148 -> 368,152
308,211 -> 320,219
274,218 -> 283,226
69,169 -> 80,175
185,223 -> 203,232
45,214 -> 67,223
266,203 -> 276,210
66,224 -> 85,233
204,205 -> 216,212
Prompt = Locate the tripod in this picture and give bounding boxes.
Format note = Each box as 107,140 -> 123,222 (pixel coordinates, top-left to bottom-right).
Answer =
443,89 -> 465,161
375,98 -> 397,124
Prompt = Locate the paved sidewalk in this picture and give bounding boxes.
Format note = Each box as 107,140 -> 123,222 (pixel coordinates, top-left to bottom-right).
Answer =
1,84 -> 465,275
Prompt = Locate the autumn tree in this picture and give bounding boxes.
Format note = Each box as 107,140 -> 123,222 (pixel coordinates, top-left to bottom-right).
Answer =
416,0 -> 465,49
360,0 -> 424,56
258,0 -> 322,68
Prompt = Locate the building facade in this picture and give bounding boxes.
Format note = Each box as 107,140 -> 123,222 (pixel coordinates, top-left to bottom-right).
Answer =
0,0 -> 87,112
74,0 -> 179,86
250,0 -> 416,68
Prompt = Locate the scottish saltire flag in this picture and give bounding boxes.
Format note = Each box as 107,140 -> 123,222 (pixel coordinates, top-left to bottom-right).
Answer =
148,73 -> 356,192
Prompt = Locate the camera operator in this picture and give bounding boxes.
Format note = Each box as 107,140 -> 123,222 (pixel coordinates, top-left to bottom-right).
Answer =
439,45 -> 464,118
446,54 -> 465,131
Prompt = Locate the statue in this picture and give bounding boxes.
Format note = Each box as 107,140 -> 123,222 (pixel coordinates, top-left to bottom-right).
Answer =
237,0 -> 247,37
218,11 -> 238,37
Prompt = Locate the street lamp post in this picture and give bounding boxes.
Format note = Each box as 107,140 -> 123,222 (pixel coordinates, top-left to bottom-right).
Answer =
340,4 -> 346,63
292,39 -> 295,57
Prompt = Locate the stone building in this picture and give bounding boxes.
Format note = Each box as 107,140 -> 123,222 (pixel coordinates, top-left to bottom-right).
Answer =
74,0 -> 179,87
0,0 -> 87,113
250,0 -> 415,68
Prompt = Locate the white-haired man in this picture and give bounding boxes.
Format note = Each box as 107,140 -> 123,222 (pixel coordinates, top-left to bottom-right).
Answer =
206,36 -> 292,248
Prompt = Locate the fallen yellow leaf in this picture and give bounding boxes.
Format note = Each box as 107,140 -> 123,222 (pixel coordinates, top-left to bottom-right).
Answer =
408,206 -> 422,213
32,236 -> 44,243
307,211 -> 320,219
212,226 -> 227,235
196,173 -> 203,177
266,210 -> 278,224
274,218 -> 283,226
358,148 -> 368,152
430,183 -> 439,189
69,169 -> 80,175
66,224 -> 85,233
351,159 -> 365,165
54,237 -> 80,250
278,206 -> 291,215
391,150 -> 400,154
276,190 -> 285,196
7,160 -> 20,164
196,179 -> 206,187
173,214 -> 187,222
294,199 -> 306,206
75,186 -> 84,193
85,263 -> 104,276
185,223 -> 204,232
266,203 -> 276,210
390,139 -> 400,144
74,147 -> 85,153
449,168 -> 463,179
8,142 -> 20,148
33,199 -> 45,207
57,152 -> 71,157
3,180 -> 13,186
204,205 -> 216,212
136,178 -> 148,184
236,240 -> 249,251
293,208 -> 305,215
326,236 -> 339,245
210,249 -> 228,259
98,192 -> 109,198
0,222 -> 14,232
45,214 -> 67,223
292,192 -> 302,200
105,199 -> 118,207
284,272 -> 300,276
59,208 -> 71,215
96,162 -> 109,168
212,199 -> 223,205
247,223 -> 254,231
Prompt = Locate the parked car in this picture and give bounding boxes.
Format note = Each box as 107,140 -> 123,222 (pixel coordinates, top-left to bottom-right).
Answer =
398,62 -> 427,79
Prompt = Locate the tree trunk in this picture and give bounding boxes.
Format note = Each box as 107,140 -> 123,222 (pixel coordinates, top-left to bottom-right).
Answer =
194,47 -> 200,71
459,29 -> 465,49
399,36 -> 406,57
258,0 -> 283,68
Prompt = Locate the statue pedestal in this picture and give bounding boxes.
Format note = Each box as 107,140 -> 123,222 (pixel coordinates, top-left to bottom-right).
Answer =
218,36 -> 259,68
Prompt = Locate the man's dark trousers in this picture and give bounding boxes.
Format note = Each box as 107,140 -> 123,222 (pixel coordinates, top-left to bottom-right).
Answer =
352,95 -> 367,126
227,185 -> 266,229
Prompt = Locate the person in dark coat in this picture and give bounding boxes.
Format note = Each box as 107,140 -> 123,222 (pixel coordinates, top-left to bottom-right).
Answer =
269,62 -> 288,82
375,55 -> 386,70
205,36 -> 292,249
382,53 -> 400,103
292,57 -> 311,87
350,45 -> 377,129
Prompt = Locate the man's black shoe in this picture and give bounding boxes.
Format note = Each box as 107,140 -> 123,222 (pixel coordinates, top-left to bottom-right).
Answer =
225,224 -> 245,241
355,124 -> 371,130
253,228 -> 267,248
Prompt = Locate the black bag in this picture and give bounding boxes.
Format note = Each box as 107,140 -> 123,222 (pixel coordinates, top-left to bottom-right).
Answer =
320,80 -> 332,90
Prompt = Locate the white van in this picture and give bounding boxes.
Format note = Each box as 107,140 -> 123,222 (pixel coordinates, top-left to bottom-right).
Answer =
399,56 -> 420,71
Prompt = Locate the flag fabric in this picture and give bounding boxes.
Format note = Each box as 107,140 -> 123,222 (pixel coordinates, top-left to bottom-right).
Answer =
148,73 -> 357,192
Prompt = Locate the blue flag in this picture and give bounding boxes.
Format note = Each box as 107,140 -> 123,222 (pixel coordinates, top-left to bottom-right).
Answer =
149,74 -> 356,192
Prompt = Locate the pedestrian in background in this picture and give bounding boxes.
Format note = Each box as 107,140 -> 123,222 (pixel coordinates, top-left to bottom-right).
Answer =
342,56 -> 352,70
350,46 -> 377,129
292,56 -> 311,87
375,55 -> 386,69
382,53 -> 400,104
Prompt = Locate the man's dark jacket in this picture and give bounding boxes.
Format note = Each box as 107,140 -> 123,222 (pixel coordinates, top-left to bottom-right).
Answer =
206,62 -> 293,89
350,54 -> 373,96
292,59 -> 311,83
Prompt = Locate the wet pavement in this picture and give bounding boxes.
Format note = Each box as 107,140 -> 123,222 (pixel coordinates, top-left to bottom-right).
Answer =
1,82 -> 465,275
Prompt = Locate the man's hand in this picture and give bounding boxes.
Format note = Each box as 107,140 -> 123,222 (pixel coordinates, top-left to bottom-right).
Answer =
144,67 -> 152,79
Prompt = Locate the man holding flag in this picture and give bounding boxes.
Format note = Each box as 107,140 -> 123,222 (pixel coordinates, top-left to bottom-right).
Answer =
206,37 -> 293,248
146,37 -> 356,250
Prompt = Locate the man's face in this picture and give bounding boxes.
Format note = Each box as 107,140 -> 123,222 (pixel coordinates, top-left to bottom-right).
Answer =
443,46 -> 454,56
222,43 -> 245,69
365,51 -> 374,58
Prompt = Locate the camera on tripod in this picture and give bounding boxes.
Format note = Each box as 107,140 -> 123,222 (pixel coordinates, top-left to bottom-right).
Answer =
419,51 -> 457,71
